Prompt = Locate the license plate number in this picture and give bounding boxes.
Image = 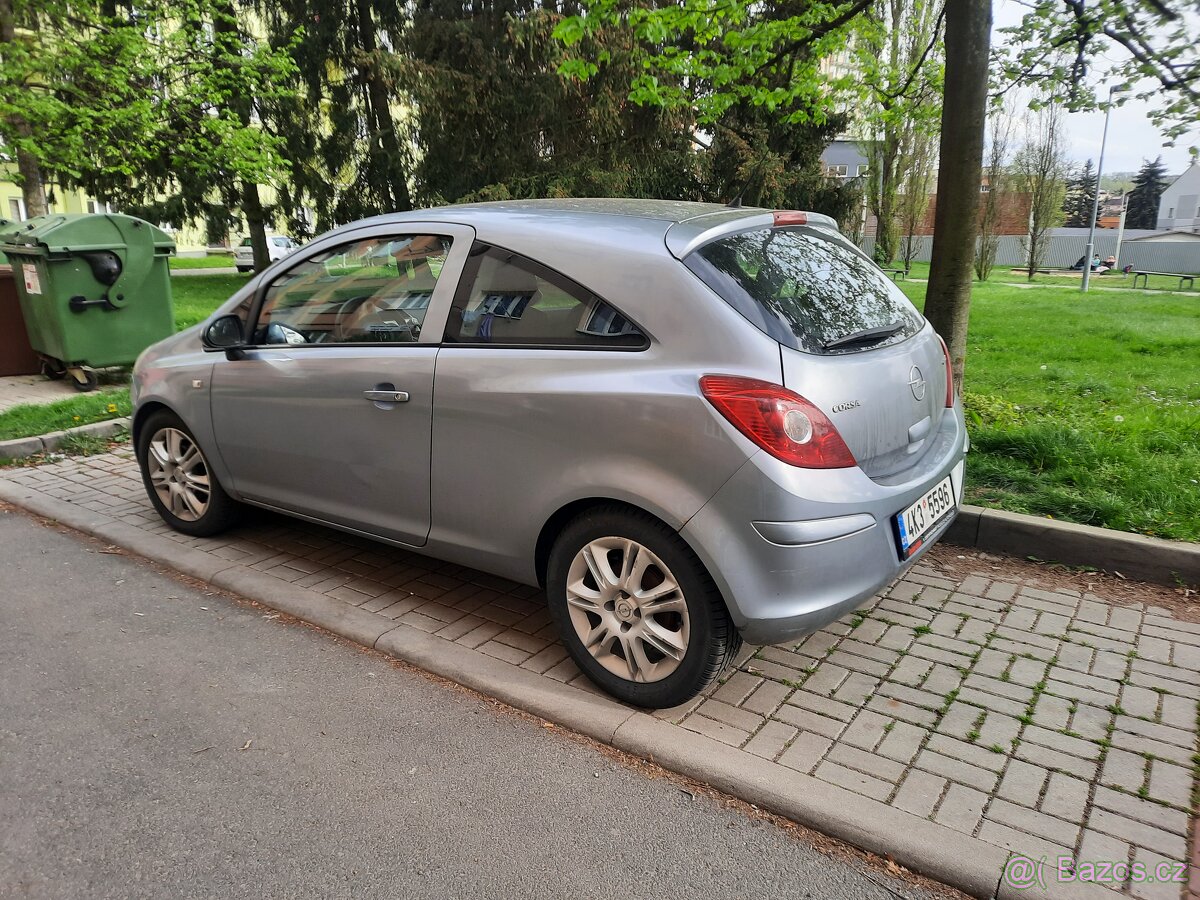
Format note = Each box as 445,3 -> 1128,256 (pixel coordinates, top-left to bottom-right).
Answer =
895,476 -> 956,558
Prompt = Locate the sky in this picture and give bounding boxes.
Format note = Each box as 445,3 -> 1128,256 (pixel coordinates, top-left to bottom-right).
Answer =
991,0 -> 1199,176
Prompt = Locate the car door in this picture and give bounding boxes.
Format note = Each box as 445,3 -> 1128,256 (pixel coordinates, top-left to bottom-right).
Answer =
209,223 -> 474,546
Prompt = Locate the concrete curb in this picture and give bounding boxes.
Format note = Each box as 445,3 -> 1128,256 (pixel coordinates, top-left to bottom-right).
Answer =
0,417 -> 131,461
945,503 -> 1199,588
0,479 -> 1130,900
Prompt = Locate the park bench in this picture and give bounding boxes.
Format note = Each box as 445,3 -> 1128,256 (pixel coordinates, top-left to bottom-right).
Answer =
1131,270 -> 1196,290
884,268 -> 907,281
1009,266 -> 1074,276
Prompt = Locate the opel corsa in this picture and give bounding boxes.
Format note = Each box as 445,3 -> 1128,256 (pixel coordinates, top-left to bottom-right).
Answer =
133,199 -> 967,707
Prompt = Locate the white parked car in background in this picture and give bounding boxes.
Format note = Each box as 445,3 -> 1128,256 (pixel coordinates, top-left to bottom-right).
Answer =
234,235 -> 299,272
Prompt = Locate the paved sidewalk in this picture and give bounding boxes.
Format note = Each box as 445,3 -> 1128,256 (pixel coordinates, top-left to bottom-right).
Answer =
3,447 -> 1197,899
171,266 -> 238,276
0,374 -> 77,413
0,373 -> 127,415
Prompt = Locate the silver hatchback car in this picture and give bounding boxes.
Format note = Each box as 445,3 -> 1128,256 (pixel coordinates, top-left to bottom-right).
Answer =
133,199 -> 967,707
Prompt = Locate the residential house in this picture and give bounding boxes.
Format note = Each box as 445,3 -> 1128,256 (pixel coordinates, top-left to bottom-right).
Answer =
1156,160 -> 1200,231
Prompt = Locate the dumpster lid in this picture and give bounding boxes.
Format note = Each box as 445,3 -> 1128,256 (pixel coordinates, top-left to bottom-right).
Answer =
0,213 -> 175,256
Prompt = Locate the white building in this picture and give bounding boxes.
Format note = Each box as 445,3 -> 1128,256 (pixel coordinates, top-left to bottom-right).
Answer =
1156,160 -> 1200,231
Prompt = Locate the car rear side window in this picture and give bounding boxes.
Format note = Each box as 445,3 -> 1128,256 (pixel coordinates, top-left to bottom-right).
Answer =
444,244 -> 647,349
684,227 -> 923,354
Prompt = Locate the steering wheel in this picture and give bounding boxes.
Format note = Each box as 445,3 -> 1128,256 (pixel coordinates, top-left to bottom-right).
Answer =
331,296 -> 375,343
336,295 -> 421,343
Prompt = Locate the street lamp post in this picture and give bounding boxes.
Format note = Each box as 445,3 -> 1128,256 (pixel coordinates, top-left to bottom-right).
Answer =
1082,87 -> 1119,293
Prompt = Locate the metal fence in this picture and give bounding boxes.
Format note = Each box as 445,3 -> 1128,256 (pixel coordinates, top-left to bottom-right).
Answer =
859,233 -> 1200,274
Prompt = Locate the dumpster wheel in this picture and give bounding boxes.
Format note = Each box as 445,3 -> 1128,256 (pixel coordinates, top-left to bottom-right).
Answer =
39,357 -> 68,381
66,366 -> 99,393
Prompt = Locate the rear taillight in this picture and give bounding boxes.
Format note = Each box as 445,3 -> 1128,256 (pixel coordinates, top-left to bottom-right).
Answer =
700,375 -> 856,469
937,335 -> 955,407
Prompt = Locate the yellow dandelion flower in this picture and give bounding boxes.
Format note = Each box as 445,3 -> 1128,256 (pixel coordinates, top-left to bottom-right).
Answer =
107,403 -> 117,413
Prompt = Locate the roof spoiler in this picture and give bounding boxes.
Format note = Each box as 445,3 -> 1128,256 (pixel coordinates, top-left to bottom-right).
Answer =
664,208 -> 842,260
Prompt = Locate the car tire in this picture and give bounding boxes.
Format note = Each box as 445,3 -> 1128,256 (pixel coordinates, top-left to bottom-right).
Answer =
136,410 -> 241,537
236,265 -> 251,273
546,505 -> 741,708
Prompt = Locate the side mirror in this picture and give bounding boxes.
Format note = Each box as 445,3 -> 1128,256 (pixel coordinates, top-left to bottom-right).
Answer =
202,314 -> 247,359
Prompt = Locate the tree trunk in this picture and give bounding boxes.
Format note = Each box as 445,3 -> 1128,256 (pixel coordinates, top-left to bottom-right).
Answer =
14,135 -> 46,219
923,0 -> 991,389
242,182 -> 271,272
357,0 -> 412,212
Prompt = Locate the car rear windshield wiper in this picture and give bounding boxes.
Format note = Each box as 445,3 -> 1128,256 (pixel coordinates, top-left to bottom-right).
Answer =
821,322 -> 906,351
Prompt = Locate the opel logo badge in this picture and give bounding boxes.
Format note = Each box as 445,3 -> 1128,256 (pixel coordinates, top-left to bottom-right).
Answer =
908,365 -> 926,401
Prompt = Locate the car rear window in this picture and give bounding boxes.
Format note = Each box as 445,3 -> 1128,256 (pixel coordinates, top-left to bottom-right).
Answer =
684,226 -> 923,354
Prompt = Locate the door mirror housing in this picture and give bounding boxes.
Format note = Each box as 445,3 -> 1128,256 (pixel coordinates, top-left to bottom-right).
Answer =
202,314 -> 248,359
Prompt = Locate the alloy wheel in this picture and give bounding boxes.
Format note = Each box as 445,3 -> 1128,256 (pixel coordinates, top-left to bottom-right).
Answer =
564,536 -> 690,683
146,427 -> 212,522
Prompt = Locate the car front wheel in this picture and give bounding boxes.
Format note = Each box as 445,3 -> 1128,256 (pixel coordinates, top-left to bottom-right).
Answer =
136,410 -> 241,537
546,506 -> 741,708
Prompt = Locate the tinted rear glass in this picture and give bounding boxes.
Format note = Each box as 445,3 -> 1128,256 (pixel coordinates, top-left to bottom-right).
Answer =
684,226 -> 923,354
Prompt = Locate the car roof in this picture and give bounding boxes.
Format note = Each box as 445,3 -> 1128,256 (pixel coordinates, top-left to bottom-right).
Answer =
342,198 -> 840,261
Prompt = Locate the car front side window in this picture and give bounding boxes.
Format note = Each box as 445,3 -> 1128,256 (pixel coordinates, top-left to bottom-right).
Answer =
254,234 -> 451,346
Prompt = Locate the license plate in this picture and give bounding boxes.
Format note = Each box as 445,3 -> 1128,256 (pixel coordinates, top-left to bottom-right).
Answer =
895,475 -> 956,559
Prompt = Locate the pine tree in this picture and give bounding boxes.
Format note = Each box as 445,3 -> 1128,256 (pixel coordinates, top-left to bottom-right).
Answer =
1062,159 -> 1097,228
1126,157 -> 1170,229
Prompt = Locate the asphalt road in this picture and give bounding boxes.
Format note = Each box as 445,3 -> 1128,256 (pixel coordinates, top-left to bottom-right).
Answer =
0,509 -> 944,900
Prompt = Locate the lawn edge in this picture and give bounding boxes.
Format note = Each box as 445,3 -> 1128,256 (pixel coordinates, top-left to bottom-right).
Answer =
946,504 -> 1200,588
0,417 -> 131,461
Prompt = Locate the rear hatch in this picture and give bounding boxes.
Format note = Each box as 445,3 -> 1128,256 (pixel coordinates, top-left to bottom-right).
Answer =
681,218 -> 948,478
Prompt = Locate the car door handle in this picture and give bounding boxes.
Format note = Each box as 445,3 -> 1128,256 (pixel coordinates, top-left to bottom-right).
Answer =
363,390 -> 410,403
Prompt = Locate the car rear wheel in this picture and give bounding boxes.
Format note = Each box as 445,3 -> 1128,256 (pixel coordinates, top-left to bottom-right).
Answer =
546,506 -> 741,708
136,410 -> 241,537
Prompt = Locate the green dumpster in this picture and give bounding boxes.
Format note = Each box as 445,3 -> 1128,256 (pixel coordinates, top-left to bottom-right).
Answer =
0,218 -> 17,265
2,213 -> 175,391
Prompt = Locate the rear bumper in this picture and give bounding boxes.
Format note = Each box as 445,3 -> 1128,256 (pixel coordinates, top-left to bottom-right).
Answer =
680,405 -> 967,646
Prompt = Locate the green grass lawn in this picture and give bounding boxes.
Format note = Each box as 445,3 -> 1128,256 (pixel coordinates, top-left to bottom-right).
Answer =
172,273 -> 249,330
0,389 -> 131,443
895,278 -> 1200,542
5,272 -> 1197,543
169,253 -> 235,270
902,261 -> 1199,294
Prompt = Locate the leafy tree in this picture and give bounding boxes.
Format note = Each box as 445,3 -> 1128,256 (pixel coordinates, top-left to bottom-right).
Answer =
1125,156 -> 1169,229
1012,104 -> 1069,280
1062,159 -> 1098,228
701,104 -> 862,223
896,131 -> 937,272
407,1 -> 859,219
855,0 -> 944,266
997,0 -> 1200,142
89,1 -> 299,271
975,108 -> 1014,281
255,0 -> 414,235
0,1 -> 162,219
406,1 -> 697,205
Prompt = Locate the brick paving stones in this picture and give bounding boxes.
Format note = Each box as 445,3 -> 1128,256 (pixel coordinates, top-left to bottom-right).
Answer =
4,447 -> 1198,899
